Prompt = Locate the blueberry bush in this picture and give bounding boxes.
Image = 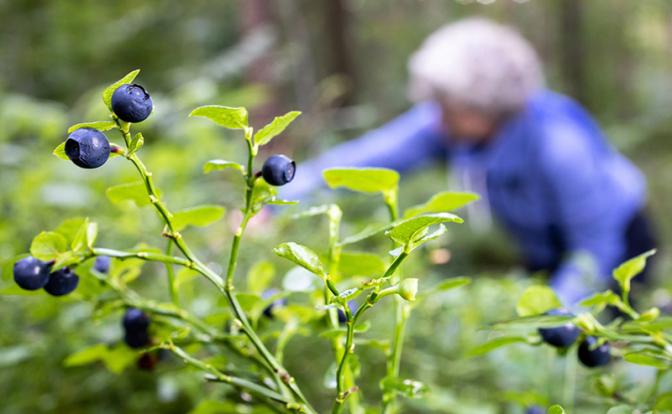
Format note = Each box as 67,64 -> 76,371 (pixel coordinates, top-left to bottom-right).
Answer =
10,70 -> 473,414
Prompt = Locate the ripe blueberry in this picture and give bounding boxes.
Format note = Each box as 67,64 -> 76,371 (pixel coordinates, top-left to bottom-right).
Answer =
94,256 -> 111,273
111,84 -> 153,123
123,308 -> 151,349
65,128 -> 111,169
13,256 -> 52,290
43,267 -> 79,296
577,336 -> 611,368
261,155 -> 296,186
538,309 -> 580,348
262,288 -> 287,319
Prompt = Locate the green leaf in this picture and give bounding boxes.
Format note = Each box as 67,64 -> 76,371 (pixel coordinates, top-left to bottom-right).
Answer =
323,167 -> 399,196
247,261 -> 275,294
386,212 -> 463,246
403,191 -> 480,218
250,180 -> 278,212
338,251 -> 386,278
106,181 -> 151,207
492,314 -> 573,330
189,105 -> 248,130
379,376 -> 429,399
613,249 -> 656,295
202,159 -> 245,175
606,406 -> 634,414
128,132 -> 144,154
516,286 -> 562,317
338,223 -> 392,246
580,291 -> 628,314
103,69 -> 140,109
254,110 -> 301,146
30,231 -> 68,261
656,392 -> 672,411
548,405 -> 566,414
71,218 -> 97,252
67,121 -> 118,134
53,142 -> 68,161
274,242 -> 326,277
64,344 -> 108,367
173,205 -> 226,231
469,335 -> 529,357
419,277 -> 471,300
623,351 -> 670,369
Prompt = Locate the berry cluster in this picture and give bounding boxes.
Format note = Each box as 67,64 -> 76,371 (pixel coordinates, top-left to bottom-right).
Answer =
538,309 -> 611,368
13,256 -> 79,296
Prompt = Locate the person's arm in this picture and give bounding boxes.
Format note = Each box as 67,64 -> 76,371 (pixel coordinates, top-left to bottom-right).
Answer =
282,102 -> 448,200
539,119 -> 626,305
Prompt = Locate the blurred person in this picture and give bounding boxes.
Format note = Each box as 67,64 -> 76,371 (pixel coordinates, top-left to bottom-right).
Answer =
283,18 -> 656,305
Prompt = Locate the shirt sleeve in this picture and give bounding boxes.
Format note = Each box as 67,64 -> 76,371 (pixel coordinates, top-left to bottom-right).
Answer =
538,119 -> 625,305
281,102 -> 448,200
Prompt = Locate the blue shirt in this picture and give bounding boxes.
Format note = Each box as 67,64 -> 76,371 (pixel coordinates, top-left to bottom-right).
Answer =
284,90 -> 646,304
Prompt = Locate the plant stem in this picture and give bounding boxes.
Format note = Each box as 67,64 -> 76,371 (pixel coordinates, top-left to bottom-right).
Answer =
164,240 -> 180,306
114,121 -> 315,414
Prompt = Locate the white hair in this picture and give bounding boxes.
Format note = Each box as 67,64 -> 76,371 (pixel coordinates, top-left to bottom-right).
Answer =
408,18 -> 543,116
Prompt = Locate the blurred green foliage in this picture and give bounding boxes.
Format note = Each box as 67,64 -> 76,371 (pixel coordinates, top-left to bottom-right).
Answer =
2,1 -> 672,413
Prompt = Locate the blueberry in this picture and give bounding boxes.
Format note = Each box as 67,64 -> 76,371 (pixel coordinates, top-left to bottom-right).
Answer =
538,309 -> 580,348
94,256 -> 111,273
123,308 -> 151,333
262,288 -> 287,319
111,84 -> 153,123
261,155 -> 296,186
13,256 -> 52,290
43,267 -> 79,296
525,406 -> 544,414
137,352 -> 158,371
578,336 -> 611,368
124,330 -> 151,349
337,301 -> 358,325
122,308 -> 151,349
65,128 -> 111,169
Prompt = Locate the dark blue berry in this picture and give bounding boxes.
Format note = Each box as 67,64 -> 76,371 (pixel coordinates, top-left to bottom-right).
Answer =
538,309 -> 580,348
13,256 -> 52,290
262,155 -> 296,186
125,330 -> 150,349
111,84 -> 153,123
123,308 -> 150,332
43,267 -> 79,296
65,128 -> 111,169
525,406 -> 545,414
94,256 -> 111,273
262,289 -> 287,319
123,308 -> 151,349
337,301 -> 358,325
578,336 -> 611,368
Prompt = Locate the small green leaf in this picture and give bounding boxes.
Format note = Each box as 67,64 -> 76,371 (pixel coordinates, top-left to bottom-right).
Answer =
580,291 -> 627,314
250,180 -> 278,212
71,218 -> 94,252
202,159 -> 245,175
420,277 -> 470,300
254,110 -> 301,146
128,132 -> 144,154
103,69 -> 140,109
656,392 -> 672,411
386,212 -> 463,246
548,405 -> 566,414
64,344 -> 108,367
338,251 -> 387,278
613,249 -> 656,295
189,105 -> 248,130
379,376 -> 429,399
403,191 -> 480,218
30,231 -> 68,261
106,181 -> 151,207
67,121 -> 118,134
516,286 -> 562,317
623,351 -> 670,369
53,142 -> 68,161
469,335 -> 529,357
606,406 -> 634,414
274,242 -> 326,277
247,261 -> 275,294
338,223 -> 392,246
172,205 -> 226,231
323,167 -> 399,195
